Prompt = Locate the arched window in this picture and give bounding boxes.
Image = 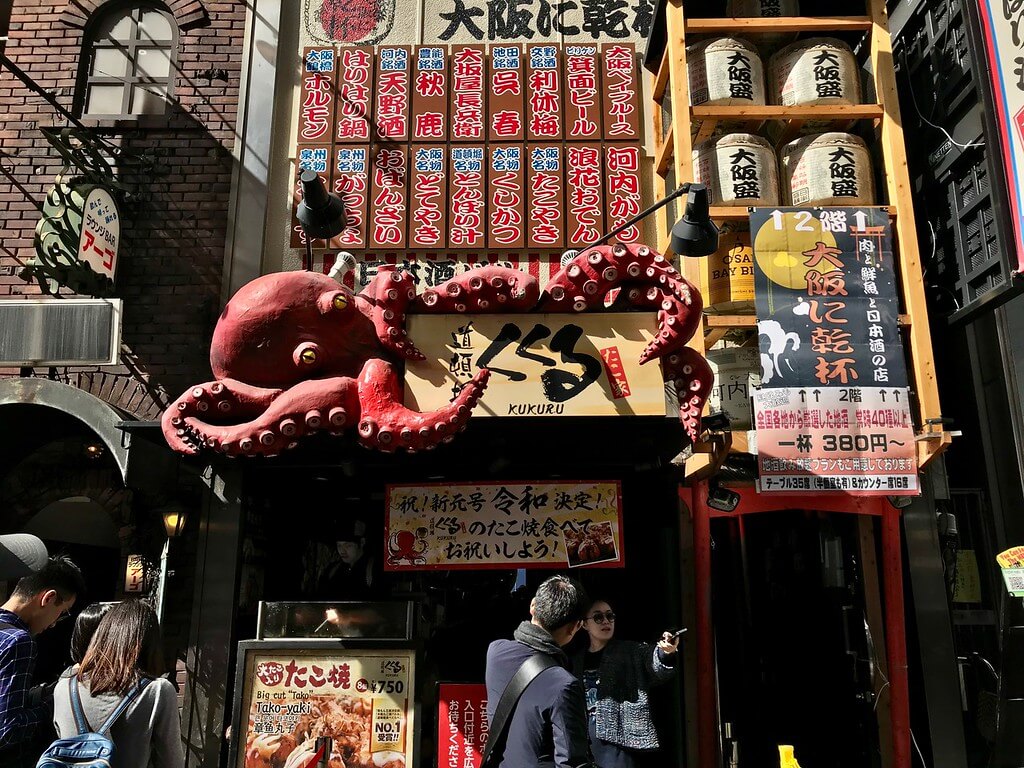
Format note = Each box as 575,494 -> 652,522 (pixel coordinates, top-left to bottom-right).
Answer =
81,3 -> 178,118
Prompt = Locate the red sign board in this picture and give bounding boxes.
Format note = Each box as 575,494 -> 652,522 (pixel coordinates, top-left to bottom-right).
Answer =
374,46 -> 411,142
564,45 -> 602,139
292,145 -> 331,248
601,43 -> 641,141
437,684 -> 489,768
605,144 -> 643,244
331,146 -> 369,249
412,46 -> 449,141
451,45 -> 487,142
299,48 -> 336,144
527,144 -> 564,249
449,146 -> 486,248
488,44 -> 525,142
409,146 -> 447,249
369,145 -> 409,249
566,143 -> 604,248
527,44 -> 563,141
488,145 -> 526,249
335,46 -> 373,143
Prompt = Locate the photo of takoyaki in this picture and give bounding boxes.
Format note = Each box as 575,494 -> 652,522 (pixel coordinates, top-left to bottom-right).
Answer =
243,694 -> 406,768
563,521 -> 618,567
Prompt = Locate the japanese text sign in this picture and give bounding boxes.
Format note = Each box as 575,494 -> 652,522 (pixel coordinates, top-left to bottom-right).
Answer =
385,481 -> 624,570
976,2 -> 1024,273
123,554 -> 145,594
527,144 -> 565,248
451,45 -> 487,142
437,684 -> 489,768
566,143 -> 605,248
404,313 -> 671,418
335,47 -> 373,143
488,145 -> 526,248
299,48 -> 336,143
601,43 -> 641,141
236,648 -> 415,768
751,207 -> 918,495
410,146 -> 448,248
375,46 -> 411,142
488,45 -> 525,141
527,44 -> 563,141
564,45 -> 602,139
370,145 -> 409,249
411,46 -> 449,141
77,187 -> 120,280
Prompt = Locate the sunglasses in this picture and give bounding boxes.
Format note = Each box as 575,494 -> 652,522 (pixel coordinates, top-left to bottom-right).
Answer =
587,611 -> 616,624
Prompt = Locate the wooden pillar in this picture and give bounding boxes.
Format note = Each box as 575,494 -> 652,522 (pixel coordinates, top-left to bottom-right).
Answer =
881,507 -> 911,768
691,481 -> 717,767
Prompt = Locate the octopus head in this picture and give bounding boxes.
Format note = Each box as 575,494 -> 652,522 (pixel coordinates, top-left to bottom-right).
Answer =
210,272 -> 373,387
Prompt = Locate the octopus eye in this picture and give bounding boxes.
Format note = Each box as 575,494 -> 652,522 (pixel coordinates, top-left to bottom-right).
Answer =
300,349 -> 317,364
332,293 -> 349,311
294,342 -> 321,367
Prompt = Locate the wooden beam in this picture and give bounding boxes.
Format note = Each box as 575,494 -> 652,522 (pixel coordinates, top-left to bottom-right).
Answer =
694,118 -> 718,146
868,0 -> 945,437
687,16 -> 873,34
691,104 -> 883,121
656,124 -> 675,174
704,327 -> 728,348
654,50 -> 670,100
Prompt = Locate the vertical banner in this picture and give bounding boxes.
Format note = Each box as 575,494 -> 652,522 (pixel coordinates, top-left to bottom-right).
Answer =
124,555 -> 145,593
335,46 -> 373,143
299,48 -> 336,144
450,45 -> 487,142
369,145 -> 409,249
564,45 -> 602,139
605,144 -> 643,244
374,46 -> 410,142
292,146 -> 332,248
488,145 -> 526,249
601,43 -> 642,141
409,146 -> 447,249
488,45 -> 525,142
331,146 -> 370,249
527,145 -> 565,248
975,2 -> 1024,272
527,45 -> 563,141
565,144 -> 604,248
449,146 -> 486,247
751,206 -> 917,494
436,684 -> 488,768
411,46 -> 449,141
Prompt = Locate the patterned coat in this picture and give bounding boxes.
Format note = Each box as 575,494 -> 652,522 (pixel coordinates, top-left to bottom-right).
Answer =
571,639 -> 677,751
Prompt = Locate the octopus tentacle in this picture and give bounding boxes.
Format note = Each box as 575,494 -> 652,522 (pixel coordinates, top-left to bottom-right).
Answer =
356,358 -> 489,452
540,243 -> 702,363
663,348 -> 715,443
357,266 -> 424,361
415,266 -> 540,313
162,379 -> 284,455
168,377 -> 360,457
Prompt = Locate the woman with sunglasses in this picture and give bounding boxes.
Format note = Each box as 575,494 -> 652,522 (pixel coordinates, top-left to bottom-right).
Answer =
571,600 -> 680,768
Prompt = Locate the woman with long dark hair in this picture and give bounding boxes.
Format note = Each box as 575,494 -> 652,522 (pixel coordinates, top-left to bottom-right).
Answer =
69,602 -> 115,665
52,600 -> 183,768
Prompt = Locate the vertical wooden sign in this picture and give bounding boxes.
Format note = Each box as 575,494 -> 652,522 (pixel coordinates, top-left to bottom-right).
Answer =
298,48 -> 336,145
527,45 -> 562,141
565,144 -> 604,248
409,146 -> 447,249
449,146 -> 486,247
291,146 -> 332,249
488,44 -> 525,142
331,146 -> 370,250
564,45 -> 602,140
369,145 -> 409,249
601,43 -> 642,141
488,145 -> 526,249
605,144 -> 643,244
335,46 -> 373,143
450,45 -> 486,142
411,46 -> 448,142
374,46 -> 411,142
527,145 -> 564,249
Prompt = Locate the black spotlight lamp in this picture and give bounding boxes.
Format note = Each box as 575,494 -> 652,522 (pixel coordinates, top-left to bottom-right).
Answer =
587,182 -> 719,257
296,169 -> 348,270
707,478 -> 741,513
670,184 -> 720,258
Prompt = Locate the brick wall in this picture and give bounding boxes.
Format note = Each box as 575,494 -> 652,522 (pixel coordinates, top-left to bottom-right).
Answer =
0,0 -> 247,417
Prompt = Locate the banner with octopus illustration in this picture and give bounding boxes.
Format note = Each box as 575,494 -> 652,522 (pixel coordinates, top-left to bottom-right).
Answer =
404,313 -> 671,418
234,645 -> 415,768
384,481 -> 623,570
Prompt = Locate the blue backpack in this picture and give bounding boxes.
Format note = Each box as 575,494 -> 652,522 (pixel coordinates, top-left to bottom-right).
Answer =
36,675 -> 151,768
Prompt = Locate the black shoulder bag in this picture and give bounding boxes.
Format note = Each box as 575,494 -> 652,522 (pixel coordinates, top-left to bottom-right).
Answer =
480,654 -> 559,768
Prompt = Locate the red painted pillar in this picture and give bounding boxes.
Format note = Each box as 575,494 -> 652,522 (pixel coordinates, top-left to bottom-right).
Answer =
692,481 -> 717,767
881,507 -> 911,768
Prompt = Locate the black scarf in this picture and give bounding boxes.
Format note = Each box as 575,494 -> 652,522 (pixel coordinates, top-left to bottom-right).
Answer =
513,621 -> 570,667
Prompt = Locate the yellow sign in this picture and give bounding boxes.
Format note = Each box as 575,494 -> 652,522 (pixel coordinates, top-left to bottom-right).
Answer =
238,649 -> 415,768
996,546 -> 1024,568
385,481 -> 623,570
404,313 -> 670,417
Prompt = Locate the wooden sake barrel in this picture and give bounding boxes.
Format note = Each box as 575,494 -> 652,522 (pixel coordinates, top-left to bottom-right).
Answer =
687,37 -> 766,106
781,132 -> 875,206
707,344 -> 761,430
769,37 -> 861,106
727,0 -> 800,16
700,229 -> 755,314
693,133 -> 780,207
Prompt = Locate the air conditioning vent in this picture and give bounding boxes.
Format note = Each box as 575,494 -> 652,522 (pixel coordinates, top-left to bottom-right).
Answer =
0,299 -> 122,366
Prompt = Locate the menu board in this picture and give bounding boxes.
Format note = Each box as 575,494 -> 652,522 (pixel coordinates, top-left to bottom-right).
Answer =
234,645 -> 415,768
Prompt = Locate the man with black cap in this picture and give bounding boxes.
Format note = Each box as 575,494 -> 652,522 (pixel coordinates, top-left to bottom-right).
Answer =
0,554 -> 85,766
317,517 -> 377,600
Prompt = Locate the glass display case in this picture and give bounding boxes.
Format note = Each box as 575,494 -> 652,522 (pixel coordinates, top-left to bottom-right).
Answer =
256,600 -> 414,641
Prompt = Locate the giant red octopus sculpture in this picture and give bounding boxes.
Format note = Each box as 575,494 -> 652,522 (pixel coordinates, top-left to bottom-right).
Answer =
161,243 -> 713,457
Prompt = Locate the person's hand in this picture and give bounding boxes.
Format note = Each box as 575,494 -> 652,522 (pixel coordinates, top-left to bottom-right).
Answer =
324,608 -> 340,625
658,631 -> 680,655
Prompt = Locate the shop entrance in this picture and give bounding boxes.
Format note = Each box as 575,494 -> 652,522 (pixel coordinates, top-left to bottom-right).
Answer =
234,417 -> 691,767
714,511 -> 882,768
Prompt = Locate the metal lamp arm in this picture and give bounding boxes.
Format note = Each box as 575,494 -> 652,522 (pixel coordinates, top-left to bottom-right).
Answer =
587,183 -> 693,248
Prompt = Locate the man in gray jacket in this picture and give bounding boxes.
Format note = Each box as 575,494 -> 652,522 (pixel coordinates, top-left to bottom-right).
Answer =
485,576 -> 592,768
